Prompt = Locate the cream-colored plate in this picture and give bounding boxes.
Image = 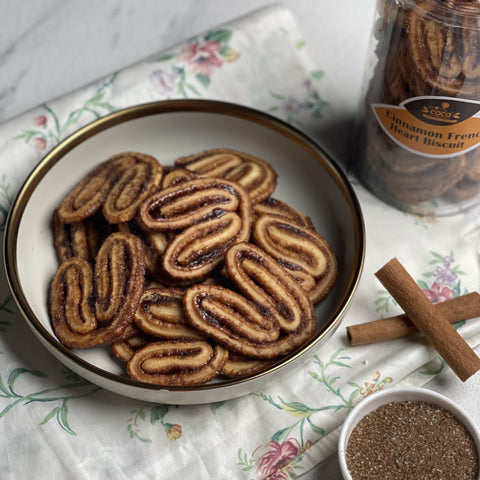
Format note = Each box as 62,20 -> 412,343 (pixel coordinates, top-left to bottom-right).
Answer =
4,100 -> 365,404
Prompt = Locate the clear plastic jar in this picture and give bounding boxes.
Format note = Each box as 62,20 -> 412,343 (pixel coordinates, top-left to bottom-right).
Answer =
354,0 -> 480,216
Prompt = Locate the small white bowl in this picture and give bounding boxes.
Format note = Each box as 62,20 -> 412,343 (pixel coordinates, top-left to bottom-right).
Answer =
338,386 -> 480,480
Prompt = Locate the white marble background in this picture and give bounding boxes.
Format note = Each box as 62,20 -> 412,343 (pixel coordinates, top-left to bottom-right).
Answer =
0,0 -> 375,125
2,1 -> 480,478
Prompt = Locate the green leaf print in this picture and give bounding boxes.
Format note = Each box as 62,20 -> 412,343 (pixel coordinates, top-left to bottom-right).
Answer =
211,400 -> 226,411
0,367 -> 100,435
255,394 -> 326,445
306,418 -> 325,436
417,279 -> 430,289
237,448 -> 254,471
419,357 -> 446,376
204,29 -> 232,43
279,399 -> 318,418
126,404 -> 183,442
8,367 -> 46,387
40,400 -> 76,436
254,393 -> 282,410
127,406 -> 152,443
429,251 -> 447,264
251,349 -> 358,450
374,289 -> 397,314
271,426 -> 293,442
268,69 -> 328,127
345,383 -> 362,406
195,73 -> 211,88
310,70 -> 325,81
15,73 -> 119,149
309,349 -> 357,409
150,404 -> 169,424
151,52 -> 176,62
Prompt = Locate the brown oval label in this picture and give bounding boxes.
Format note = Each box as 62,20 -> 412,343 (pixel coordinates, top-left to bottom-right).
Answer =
372,96 -> 480,158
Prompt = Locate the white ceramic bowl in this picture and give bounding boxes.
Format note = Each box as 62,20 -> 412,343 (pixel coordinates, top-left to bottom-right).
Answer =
338,386 -> 480,480
4,99 -> 365,404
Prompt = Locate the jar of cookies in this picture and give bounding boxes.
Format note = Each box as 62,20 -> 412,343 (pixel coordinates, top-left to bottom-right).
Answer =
354,0 -> 480,216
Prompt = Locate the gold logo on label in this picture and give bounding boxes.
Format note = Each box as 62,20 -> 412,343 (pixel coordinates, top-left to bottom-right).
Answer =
421,102 -> 460,124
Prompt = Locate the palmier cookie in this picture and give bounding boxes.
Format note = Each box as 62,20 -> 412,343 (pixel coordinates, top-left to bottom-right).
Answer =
134,287 -> 204,340
368,142 -> 468,203
111,331 -> 152,365
102,152 -> 163,223
118,220 -> 171,282
174,148 -> 277,204
220,352 -> 274,378
381,37 -> 413,105
252,197 -> 314,229
139,177 -> 252,284
57,152 -> 162,224
126,339 -> 228,386
50,232 -> 145,348
161,167 -> 197,189
53,210 -> 113,264
183,242 -> 316,359
365,114 -> 443,175
253,214 -> 338,304
407,0 -> 480,98
56,155 -> 136,223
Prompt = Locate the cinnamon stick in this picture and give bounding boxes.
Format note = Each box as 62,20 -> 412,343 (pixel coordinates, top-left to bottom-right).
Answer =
375,258 -> 480,382
347,292 -> 480,346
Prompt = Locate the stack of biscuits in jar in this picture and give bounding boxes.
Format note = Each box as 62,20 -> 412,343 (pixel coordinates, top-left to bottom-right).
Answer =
359,0 -> 480,206
50,149 -> 338,386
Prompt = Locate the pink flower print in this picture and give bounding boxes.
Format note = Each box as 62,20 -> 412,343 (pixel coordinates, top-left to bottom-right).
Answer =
183,40 -> 223,76
34,114 -> 47,127
151,69 -> 178,95
33,137 -> 46,150
423,281 -> 455,304
252,438 -> 300,479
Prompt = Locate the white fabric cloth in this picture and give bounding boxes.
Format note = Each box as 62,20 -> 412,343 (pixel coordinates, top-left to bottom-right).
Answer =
1,5 -> 479,479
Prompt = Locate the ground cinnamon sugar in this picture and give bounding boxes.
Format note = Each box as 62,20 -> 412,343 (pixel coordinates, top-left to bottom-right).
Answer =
345,400 -> 479,480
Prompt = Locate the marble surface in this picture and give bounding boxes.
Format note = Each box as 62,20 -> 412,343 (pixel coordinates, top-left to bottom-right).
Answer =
0,0 -> 374,126
2,1 -> 480,478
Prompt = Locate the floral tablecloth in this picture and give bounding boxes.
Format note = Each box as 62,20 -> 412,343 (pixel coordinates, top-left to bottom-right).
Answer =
1,5 -> 480,479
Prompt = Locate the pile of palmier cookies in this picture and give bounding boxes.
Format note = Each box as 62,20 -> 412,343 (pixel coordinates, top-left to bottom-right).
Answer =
49,148 -> 338,386
357,0 -> 480,206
